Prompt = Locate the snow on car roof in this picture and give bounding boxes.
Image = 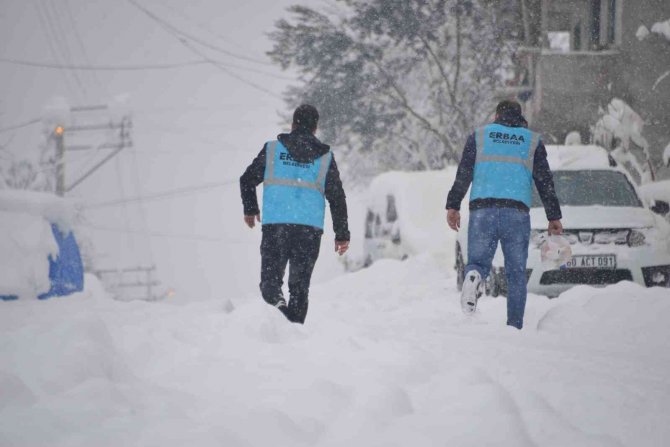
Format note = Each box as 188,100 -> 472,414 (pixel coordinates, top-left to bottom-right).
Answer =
639,180 -> 670,205
0,189 -> 78,229
544,144 -> 612,170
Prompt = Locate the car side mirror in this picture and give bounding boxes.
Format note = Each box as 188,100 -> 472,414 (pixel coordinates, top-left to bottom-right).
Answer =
651,200 -> 670,216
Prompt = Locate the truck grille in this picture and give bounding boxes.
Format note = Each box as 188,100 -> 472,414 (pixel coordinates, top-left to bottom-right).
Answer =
540,269 -> 633,285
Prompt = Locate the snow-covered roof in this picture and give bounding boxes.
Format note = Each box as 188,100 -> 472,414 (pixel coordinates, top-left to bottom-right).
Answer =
544,145 -> 612,170
0,189 -> 78,229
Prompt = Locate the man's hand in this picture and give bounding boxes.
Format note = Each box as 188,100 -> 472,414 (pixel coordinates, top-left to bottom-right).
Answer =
244,214 -> 260,228
335,240 -> 349,256
446,209 -> 461,231
548,220 -> 563,235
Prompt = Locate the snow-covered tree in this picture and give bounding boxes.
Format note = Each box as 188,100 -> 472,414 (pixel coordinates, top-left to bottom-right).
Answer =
637,18 -> 670,93
591,98 -> 655,184
0,139 -> 55,192
636,17 -> 670,170
269,0 -> 514,180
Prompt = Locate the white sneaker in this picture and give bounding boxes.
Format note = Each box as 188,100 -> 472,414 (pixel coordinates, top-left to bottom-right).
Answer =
461,270 -> 482,315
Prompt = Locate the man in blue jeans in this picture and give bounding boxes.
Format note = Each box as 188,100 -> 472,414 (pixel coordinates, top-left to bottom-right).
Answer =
445,100 -> 563,329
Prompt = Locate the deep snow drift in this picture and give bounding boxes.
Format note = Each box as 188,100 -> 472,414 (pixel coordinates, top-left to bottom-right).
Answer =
2,254 -> 670,446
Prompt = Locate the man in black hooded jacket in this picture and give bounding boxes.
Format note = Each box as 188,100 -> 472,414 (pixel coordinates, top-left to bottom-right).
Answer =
240,104 -> 349,323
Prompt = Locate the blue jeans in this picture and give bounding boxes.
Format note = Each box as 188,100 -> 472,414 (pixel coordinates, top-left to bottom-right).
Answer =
465,208 -> 531,329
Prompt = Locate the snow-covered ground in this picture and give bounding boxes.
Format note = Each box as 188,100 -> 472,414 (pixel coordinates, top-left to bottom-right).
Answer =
2,253 -> 670,446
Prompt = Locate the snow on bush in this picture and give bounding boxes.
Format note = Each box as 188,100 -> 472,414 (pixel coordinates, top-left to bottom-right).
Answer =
651,19 -> 670,42
593,99 -> 648,152
563,130 -> 582,145
664,141 -> 670,167
636,24 -> 650,41
592,98 -> 654,184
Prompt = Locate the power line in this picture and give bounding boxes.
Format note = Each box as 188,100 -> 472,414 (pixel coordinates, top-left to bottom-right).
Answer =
42,0 -> 89,100
32,0 -> 81,102
0,57 -> 295,80
131,0 -> 272,67
146,0 -> 248,50
0,57 -> 211,71
0,118 -> 41,133
125,0 -> 283,99
83,179 -> 238,209
82,223 -> 229,243
63,0 -> 106,97
128,139 -> 156,267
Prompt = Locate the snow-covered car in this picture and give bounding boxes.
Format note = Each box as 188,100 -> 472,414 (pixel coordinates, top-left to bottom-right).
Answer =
359,169 -> 456,268
455,145 -> 670,297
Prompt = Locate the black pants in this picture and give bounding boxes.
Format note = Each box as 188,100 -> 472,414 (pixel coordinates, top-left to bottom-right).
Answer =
260,224 -> 322,323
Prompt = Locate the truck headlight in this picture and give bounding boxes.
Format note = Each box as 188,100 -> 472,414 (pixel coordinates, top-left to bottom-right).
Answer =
628,230 -> 647,247
594,230 -> 629,244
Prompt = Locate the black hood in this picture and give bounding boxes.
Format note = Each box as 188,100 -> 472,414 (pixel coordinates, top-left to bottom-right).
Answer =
494,109 -> 528,128
277,127 -> 330,163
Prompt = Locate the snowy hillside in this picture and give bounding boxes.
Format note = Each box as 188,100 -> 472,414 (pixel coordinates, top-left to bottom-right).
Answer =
2,256 -> 670,446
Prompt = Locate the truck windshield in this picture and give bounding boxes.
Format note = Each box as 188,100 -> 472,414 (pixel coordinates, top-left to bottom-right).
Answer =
531,170 -> 643,208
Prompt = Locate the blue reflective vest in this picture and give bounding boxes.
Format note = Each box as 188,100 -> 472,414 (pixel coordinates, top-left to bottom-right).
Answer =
262,140 -> 332,229
470,123 -> 540,208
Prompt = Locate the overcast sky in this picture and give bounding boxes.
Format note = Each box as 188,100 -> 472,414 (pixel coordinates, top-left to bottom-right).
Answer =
0,0 -> 340,301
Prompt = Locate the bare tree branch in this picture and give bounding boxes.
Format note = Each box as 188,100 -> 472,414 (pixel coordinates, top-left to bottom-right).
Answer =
453,9 -> 462,98
418,36 -> 467,125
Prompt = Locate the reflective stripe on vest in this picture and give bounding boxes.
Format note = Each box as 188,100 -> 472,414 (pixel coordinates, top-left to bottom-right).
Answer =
264,140 -> 331,195
471,124 -> 540,208
262,140 -> 332,229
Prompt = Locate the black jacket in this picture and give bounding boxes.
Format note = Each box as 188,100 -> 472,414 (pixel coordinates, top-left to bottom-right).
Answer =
240,127 -> 350,241
445,112 -> 562,221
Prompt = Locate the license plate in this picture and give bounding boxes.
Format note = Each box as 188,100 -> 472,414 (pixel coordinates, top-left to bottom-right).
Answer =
565,255 -> 617,269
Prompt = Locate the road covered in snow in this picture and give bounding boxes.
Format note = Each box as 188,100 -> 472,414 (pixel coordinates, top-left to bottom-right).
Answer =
2,253 -> 669,446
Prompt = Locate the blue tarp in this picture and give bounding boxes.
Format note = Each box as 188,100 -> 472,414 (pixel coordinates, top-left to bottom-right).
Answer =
1,223 -> 84,301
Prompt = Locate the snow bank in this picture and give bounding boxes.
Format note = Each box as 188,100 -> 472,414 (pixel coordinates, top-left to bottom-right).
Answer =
2,254 -> 670,446
651,19 -> 670,42
536,281 -> 670,348
0,190 -> 80,299
0,211 -> 57,299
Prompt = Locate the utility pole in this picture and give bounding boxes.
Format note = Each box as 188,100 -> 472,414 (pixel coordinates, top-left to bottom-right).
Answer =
47,104 -> 133,196
54,125 -> 65,196
65,115 -> 133,193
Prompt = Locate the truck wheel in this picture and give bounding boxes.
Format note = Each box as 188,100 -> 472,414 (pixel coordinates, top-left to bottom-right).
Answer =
489,273 -> 500,298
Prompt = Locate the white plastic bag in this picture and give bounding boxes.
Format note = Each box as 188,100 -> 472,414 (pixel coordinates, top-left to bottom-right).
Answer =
540,235 -> 572,271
